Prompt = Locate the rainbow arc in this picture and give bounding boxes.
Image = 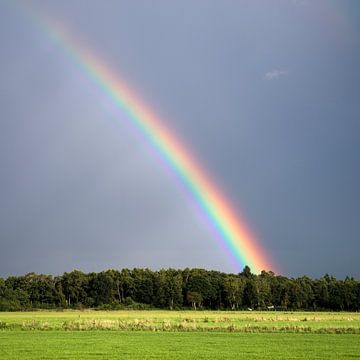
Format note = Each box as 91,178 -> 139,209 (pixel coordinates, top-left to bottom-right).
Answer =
28,12 -> 275,273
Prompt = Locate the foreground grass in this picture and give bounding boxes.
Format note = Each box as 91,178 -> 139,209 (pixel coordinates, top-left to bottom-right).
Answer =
0,330 -> 359,359
0,312 -> 359,359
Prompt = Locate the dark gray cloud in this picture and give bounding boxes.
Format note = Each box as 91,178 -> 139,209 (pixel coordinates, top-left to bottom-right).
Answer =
0,0 -> 359,278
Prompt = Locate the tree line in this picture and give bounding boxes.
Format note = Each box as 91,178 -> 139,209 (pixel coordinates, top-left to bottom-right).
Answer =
1,267 -> 359,311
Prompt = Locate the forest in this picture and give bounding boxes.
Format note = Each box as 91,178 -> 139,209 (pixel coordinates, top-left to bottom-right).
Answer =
1,267 -> 359,311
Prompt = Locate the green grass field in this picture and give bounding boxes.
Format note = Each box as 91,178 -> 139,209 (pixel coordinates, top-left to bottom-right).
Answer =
0,311 -> 359,359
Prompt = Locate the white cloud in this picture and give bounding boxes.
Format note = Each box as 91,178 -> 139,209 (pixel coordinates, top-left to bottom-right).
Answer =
264,69 -> 288,81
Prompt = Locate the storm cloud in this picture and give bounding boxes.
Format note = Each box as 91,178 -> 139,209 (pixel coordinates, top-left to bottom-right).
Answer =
0,0 -> 359,278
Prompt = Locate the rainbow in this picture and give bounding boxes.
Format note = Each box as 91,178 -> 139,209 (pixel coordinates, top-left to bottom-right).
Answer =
24,9 -> 275,273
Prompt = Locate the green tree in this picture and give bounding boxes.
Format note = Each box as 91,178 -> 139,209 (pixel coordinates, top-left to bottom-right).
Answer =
187,291 -> 203,310
61,270 -> 88,307
89,271 -> 116,306
156,269 -> 183,309
186,269 -> 216,308
223,275 -> 245,310
255,272 -> 272,308
132,268 -> 155,305
243,278 -> 257,309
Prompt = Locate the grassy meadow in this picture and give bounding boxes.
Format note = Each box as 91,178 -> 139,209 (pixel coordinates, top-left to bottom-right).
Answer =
0,310 -> 359,359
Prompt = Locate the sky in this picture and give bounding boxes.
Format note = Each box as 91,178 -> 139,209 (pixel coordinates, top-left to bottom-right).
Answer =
0,0 -> 359,279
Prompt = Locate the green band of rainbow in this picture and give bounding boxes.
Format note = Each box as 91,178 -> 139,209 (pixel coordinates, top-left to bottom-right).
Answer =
30,13 -> 275,273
